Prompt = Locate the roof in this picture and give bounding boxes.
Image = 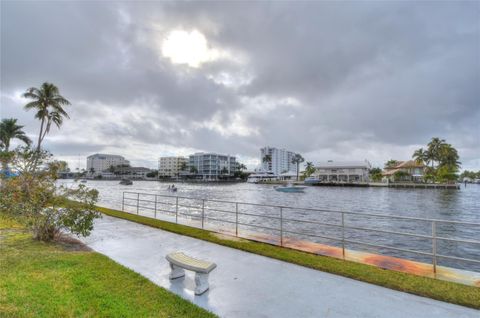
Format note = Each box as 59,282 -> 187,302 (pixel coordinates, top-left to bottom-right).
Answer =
315,161 -> 371,169
279,171 -> 297,176
385,160 -> 425,170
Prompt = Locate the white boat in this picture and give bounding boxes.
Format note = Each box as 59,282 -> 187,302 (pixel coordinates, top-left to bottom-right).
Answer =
247,171 -> 278,183
274,184 -> 306,193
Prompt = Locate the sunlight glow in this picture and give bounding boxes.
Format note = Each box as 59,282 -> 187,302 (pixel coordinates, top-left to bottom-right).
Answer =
161,30 -> 222,68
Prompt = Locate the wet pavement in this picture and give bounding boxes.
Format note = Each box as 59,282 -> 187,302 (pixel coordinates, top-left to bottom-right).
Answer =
78,215 -> 479,318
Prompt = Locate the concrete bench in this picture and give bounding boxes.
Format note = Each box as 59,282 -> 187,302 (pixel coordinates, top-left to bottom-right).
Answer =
166,252 -> 217,295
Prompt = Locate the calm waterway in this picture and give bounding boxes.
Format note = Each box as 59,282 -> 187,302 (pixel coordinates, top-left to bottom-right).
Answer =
58,180 -> 480,271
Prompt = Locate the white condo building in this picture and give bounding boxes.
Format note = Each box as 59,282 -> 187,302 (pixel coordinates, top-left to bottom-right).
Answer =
158,156 -> 188,178
189,152 -> 237,180
86,154 -> 129,175
260,146 -> 298,176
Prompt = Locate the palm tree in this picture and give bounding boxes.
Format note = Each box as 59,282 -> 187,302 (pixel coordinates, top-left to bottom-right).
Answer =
0,118 -> 31,152
262,154 -> 272,171
426,137 -> 446,169
304,161 -> 315,177
291,154 -> 305,181
412,148 -> 429,166
23,82 -> 71,152
238,163 -> 247,171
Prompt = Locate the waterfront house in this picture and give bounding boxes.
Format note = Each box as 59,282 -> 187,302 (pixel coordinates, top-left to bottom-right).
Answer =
312,160 -> 372,182
188,152 -> 237,181
382,160 -> 425,182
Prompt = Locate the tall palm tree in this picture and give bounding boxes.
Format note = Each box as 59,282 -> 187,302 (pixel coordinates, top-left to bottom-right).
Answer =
291,154 -> 305,181
23,82 -> 71,152
426,137 -> 446,169
304,161 -> 315,177
412,148 -> 429,166
0,118 -> 31,152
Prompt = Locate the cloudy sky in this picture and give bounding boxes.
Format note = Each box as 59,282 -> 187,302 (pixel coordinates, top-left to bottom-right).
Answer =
1,1 -> 479,171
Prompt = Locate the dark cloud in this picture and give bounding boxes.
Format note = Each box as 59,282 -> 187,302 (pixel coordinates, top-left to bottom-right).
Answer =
1,1 -> 479,170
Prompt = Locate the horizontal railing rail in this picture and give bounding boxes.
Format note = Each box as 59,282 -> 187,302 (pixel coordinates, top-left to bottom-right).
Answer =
121,191 -> 480,274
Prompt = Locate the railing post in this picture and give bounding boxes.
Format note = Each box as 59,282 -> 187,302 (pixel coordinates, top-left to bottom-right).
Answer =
175,196 -> 179,223
201,199 -> 205,229
280,207 -> 283,246
122,192 -> 125,212
235,202 -> 239,237
154,195 -> 157,219
432,221 -> 437,276
136,193 -> 139,215
341,212 -> 345,260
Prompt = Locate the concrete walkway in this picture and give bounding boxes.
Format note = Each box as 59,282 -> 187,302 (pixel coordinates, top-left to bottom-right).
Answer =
78,215 -> 479,318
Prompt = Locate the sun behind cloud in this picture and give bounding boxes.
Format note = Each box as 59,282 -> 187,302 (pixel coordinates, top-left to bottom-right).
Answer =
161,29 -> 223,68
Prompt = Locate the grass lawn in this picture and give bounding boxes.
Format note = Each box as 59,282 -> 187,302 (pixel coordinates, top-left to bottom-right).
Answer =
97,206 -> 480,310
0,214 -> 217,318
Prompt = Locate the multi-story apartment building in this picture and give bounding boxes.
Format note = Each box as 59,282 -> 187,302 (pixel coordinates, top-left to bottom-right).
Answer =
158,156 -> 188,178
260,146 -> 298,175
189,153 -> 237,180
86,154 -> 129,175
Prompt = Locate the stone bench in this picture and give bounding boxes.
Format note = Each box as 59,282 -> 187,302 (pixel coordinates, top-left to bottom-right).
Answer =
166,252 -> 217,295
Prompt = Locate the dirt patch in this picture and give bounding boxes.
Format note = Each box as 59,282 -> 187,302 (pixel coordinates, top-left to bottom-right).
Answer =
211,233 -> 247,242
55,234 -> 92,252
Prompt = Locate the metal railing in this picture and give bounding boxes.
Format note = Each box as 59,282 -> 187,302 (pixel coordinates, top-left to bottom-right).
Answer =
121,191 -> 480,275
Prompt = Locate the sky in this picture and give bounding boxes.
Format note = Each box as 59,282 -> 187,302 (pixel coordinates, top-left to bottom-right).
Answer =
1,1 -> 479,171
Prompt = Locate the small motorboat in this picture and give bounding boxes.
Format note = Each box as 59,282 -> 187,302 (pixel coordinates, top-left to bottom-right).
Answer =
80,179 -> 87,183
119,178 -> 133,185
167,186 -> 178,192
274,184 -> 306,193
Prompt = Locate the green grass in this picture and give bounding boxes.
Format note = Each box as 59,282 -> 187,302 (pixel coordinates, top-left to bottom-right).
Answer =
0,215 -> 217,318
97,206 -> 480,309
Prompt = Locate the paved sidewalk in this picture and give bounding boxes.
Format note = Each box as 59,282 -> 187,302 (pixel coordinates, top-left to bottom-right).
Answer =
79,215 -> 478,318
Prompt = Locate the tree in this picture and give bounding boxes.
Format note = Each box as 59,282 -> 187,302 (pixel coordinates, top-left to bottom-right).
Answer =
238,163 -> 247,171
190,166 -> 198,174
0,146 -> 99,241
393,170 -> 410,182
0,118 -> 32,174
291,154 -> 305,181
369,167 -> 383,182
262,154 -> 272,170
426,137 -> 446,169
89,167 -> 95,176
0,118 -> 32,152
180,161 -> 188,171
303,161 -> 316,178
23,82 -> 71,152
220,167 -> 229,175
385,160 -> 399,168
412,148 -> 429,166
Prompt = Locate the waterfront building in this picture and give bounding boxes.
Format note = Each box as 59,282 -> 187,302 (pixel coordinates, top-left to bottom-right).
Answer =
189,152 -> 237,180
260,146 -> 298,176
99,166 -> 151,180
86,154 -> 129,176
382,160 -> 425,182
313,160 -> 372,182
158,156 -> 188,178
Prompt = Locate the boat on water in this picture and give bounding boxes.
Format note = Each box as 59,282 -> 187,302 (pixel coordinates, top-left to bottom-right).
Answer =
304,177 -> 320,184
80,179 -> 87,183
274,184 -> 306,193
119,178 -> 133,185
247,171 -> 278,183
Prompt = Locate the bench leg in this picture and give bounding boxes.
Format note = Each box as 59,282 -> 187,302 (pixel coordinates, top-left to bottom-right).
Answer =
194,272 -> 210,295
169,263 -> 185,279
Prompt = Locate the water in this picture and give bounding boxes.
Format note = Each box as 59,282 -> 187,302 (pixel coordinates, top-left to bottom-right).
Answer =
58,180 -> 480,271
